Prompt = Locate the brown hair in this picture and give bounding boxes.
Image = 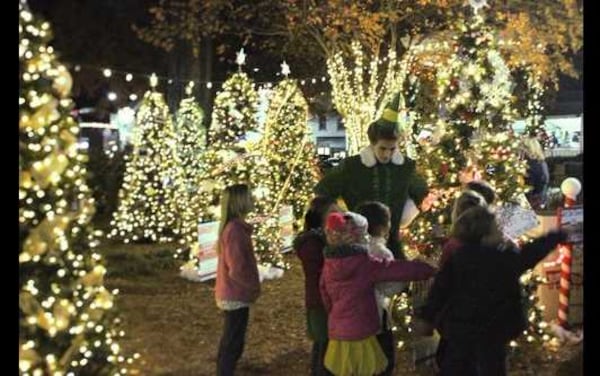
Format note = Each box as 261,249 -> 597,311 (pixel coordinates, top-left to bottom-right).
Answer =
451,205 -> 497,244
367,121 -> 400,144
303,196 -> 338,232
356,201 -> 391,237
216,184 -> 253,254
450,190 -> 486,224
465,180 -> 496,205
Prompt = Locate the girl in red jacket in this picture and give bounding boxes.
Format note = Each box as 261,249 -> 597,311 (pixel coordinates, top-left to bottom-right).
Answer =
295,196 -> 340,376
320,211 -> 436,376
215,184 -> 260,376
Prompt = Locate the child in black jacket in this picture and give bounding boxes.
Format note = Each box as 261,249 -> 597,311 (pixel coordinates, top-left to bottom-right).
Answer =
417,205 -> 567,376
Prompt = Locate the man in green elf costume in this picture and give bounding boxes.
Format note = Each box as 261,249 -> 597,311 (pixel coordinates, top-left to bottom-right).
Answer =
315,93 -> 430,260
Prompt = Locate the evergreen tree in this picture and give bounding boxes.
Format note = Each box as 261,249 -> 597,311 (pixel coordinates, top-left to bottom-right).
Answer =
110,87 -> 184,243
175,86 -> 206,250
19,2 -> 133,373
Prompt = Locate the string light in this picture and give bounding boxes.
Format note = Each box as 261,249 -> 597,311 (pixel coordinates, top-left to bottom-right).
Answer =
19,2 -> 137,373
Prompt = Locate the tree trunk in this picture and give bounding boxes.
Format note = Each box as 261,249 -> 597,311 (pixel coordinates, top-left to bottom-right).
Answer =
200,37 -> 214,146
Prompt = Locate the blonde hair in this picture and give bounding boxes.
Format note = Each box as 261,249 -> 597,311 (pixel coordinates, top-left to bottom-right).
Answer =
450,190 -> 487,225
216,184 -> 253,254
522,137 -> 545,161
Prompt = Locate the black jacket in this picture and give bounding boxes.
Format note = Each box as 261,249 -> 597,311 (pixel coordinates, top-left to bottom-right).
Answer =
420,231 -> 566,343
525,158 -> 550,196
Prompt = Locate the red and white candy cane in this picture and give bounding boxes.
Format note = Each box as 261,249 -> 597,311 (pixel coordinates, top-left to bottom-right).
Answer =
556,178 -> 581,328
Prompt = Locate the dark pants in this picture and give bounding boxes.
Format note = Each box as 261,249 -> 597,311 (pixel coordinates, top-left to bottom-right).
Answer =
217,307 -> 249,376
311,340 -> 333,376
376,312 -> 396,376
440,339 -> 507,376
436,336 -> 448,370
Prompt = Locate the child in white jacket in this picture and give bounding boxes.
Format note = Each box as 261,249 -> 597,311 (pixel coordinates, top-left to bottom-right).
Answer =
356,201 -> 406,376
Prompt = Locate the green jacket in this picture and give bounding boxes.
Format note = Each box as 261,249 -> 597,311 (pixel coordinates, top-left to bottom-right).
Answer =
315,147 -> 428,258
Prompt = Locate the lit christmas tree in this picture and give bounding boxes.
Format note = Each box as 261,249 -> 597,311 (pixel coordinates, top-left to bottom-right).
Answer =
109,78 -> 185,244
19,2 -> 134,373
390,6 -> 550,358
175,83 -> 206,251
175,82 -> 206,190
249,76 -> 321,268
258,77 -> 320,224
193,71 -> 260,224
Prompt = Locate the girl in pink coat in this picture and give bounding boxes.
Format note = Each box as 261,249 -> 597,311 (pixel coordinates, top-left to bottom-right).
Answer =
215,184 -> 260,376
320,211 -> 436,376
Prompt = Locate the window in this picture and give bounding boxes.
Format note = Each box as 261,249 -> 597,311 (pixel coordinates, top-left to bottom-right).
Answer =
337,117 -> 345,131
318,115 -> 327,131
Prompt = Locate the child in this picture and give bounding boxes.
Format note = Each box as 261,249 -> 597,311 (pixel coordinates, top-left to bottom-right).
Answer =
465,180 -> 496,206
215,184 -> 260,376
417,205 -> 567,375
295,196 -> 340,376
440,188 -> 495,267
320,211 -> 436,376
521,136 -> 550,210
434,184 -> 494,370
356,201 -> 405,376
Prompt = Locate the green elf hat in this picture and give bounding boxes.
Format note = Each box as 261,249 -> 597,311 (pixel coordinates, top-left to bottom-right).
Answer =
376,91 -> 401,127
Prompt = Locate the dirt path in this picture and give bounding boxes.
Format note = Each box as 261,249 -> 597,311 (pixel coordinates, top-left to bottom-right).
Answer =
104,246 -> 582,375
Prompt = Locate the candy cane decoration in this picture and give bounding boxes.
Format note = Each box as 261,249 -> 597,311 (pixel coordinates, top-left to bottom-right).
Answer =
557,177 -> 581,328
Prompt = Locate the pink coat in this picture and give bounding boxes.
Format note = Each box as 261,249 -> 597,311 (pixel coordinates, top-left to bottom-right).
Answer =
215,218 -> 261,304
319,244 -> 436,340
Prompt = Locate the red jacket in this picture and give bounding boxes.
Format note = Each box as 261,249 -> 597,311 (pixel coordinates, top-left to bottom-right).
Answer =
294,230 -> 327,309
215,218 -> 261,304
320,244 -> 436,340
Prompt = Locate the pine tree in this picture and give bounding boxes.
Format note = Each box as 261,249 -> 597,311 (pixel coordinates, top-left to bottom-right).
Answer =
392,8 -> 549,357
194,72 -> 260,224
249,78 -> 320,268
175,86 -> 206,191
175,87 -> 206,250
19,2 -> 133,373
256,78 -> 320,224
109,88 -> 185,243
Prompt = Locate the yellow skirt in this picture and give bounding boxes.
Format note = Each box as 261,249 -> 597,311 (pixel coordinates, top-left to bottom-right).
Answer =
324,336 -> 388,376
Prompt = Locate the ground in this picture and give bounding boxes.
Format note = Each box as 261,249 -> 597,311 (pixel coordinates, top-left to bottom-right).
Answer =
102,243 -> 582,375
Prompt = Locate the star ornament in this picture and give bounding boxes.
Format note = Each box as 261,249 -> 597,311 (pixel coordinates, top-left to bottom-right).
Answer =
469,0 -> 488,13
236,48 -> 246,68
281,61 -> 291,77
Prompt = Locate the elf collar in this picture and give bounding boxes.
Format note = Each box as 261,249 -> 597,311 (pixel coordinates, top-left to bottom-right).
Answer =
359,145 -> 404,167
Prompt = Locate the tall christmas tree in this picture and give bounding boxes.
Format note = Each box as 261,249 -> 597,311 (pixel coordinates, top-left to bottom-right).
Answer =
109,80 -> 185,244
391,5 -> 550,357
19,2 -> 134,373
193,71 -> 260,225
256,77 -> 320,224
249,76 -> 321,268
175,82 -> 206,190
175,83 -> 206,250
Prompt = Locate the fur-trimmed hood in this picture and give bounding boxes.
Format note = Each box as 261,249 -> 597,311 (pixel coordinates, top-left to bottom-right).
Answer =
359,145 -> 404,167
